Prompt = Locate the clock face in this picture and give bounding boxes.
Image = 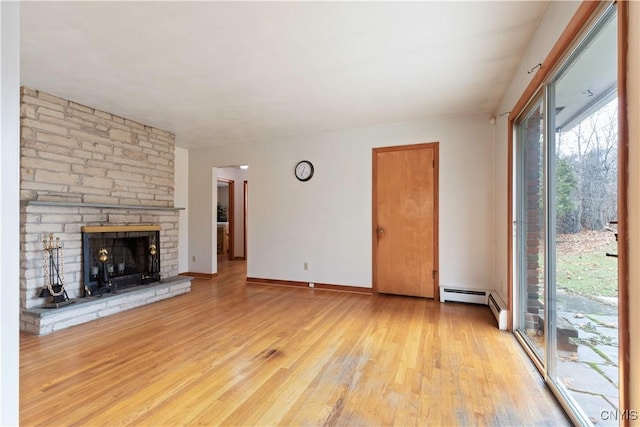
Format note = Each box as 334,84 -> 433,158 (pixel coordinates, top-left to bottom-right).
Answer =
295,160 -> 314,181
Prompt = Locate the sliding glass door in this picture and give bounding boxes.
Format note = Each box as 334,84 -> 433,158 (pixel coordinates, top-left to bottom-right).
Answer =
515,4 -> 619,425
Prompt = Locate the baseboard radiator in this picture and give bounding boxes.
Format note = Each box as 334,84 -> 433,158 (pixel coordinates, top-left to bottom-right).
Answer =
439,286 -> 488,305
439,286 -> 508,330
488,291 -> 508,330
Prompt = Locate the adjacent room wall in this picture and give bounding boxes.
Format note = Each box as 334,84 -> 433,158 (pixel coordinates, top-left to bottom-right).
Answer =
217,186 -> 230,216
188,113 -> 495,290
493,1 -> 581,303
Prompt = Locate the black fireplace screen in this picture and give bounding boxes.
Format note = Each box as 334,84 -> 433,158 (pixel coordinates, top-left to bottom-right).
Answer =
82,226 -> 161,296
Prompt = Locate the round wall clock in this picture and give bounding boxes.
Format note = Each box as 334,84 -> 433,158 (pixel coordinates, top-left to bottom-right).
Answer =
295,160 -> 314,182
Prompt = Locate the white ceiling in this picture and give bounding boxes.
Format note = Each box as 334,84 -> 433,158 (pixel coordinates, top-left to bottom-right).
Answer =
21,1 -> 548,149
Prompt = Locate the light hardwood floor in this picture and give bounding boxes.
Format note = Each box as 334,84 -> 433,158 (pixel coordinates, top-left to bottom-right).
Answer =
21,259 -> 569,426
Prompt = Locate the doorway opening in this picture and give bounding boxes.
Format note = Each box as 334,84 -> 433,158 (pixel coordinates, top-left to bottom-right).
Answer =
216,166 -> 249,263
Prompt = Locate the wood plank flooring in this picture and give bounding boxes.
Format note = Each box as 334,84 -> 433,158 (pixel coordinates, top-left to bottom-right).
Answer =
21,260 -> 569,426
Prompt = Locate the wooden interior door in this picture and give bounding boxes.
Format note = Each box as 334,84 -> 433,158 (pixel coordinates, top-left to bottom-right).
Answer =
373,143 -> 438,298
243,180 -> 248,260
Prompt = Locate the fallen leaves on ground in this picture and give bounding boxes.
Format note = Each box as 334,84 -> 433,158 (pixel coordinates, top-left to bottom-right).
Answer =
556,229 -> 617,256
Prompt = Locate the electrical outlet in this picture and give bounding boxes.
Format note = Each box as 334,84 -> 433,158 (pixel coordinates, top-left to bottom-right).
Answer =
304,262 -> 308,270
192,256 -> 196,262
309,283 -> 314,288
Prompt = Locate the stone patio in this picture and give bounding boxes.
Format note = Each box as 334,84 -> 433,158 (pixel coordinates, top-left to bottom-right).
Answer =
556,290 -> 619,426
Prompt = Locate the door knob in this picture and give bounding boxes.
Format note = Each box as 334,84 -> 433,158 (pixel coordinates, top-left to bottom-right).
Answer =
377,228 -> 385,236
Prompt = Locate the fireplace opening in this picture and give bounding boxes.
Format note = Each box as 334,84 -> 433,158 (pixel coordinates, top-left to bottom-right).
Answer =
82,225 -> 161,297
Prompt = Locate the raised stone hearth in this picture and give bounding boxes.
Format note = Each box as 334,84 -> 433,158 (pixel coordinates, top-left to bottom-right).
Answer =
22,276 -> 192,335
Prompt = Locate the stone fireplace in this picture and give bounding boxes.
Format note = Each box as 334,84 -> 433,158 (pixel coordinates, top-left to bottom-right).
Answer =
19,87 -> 191,335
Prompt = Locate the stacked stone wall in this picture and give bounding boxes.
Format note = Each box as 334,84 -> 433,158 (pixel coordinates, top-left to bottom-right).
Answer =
20,87 -> 174,206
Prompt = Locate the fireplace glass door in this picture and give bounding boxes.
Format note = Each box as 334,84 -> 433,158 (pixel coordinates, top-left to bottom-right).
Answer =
82,226 -> 161,296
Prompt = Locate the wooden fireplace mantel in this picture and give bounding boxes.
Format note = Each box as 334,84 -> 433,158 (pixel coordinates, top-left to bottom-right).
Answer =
81,225 -> 161,233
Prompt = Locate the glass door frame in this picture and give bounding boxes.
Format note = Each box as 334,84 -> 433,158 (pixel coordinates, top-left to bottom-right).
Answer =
513,91 -> 548,373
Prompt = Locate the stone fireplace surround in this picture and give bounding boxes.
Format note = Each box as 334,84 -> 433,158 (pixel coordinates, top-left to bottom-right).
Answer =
19,87 -> 191,335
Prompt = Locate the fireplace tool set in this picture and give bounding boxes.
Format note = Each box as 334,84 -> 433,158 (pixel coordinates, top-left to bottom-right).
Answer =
96,247 -> 116,295
40,233 -> 73,308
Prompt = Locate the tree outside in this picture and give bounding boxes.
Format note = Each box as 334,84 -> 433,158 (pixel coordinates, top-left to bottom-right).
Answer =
555,98 -> 618,300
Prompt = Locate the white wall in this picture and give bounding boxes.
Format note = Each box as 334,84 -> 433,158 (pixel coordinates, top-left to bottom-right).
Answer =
493,1 -> 581,302
627,0 -> 640,417
175,146 -> 189,273
187,153 -> 214,273
189,113 -> 495,290
0,1 -> 21,424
